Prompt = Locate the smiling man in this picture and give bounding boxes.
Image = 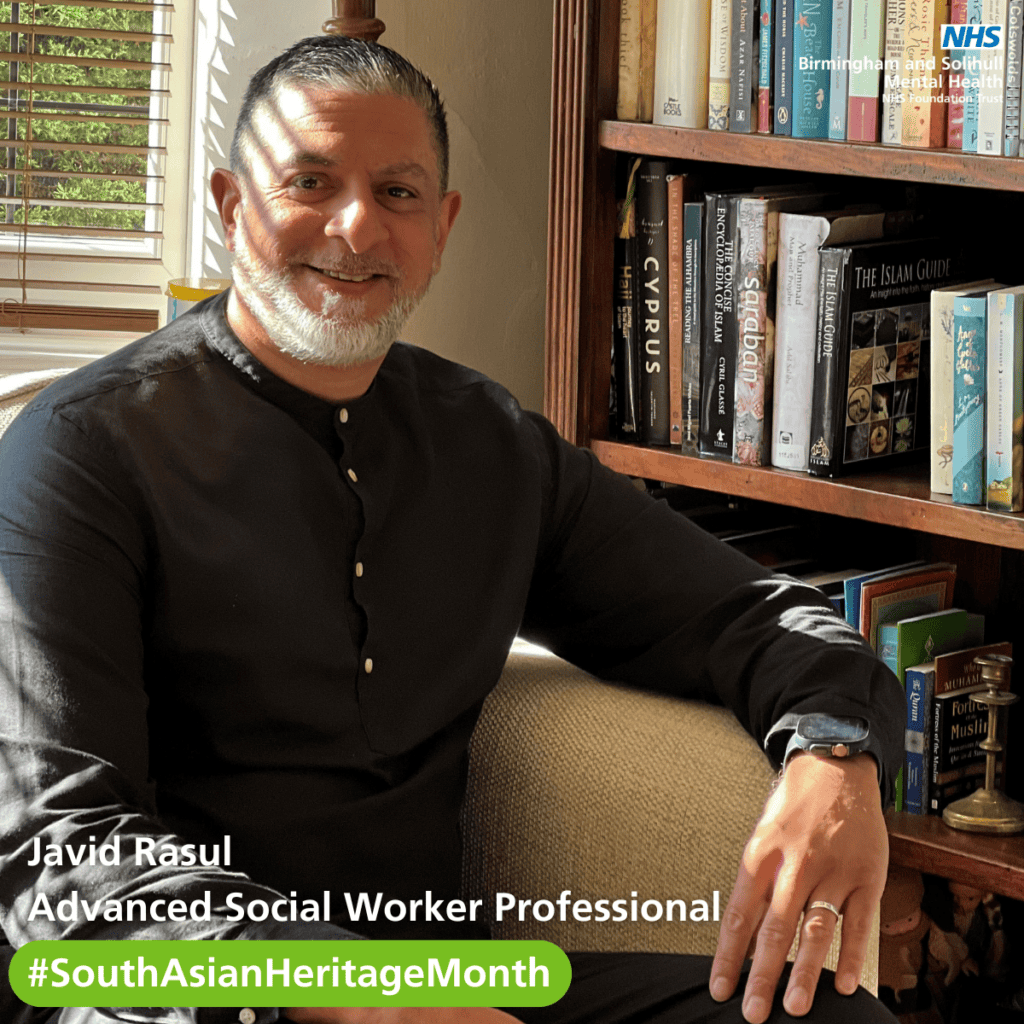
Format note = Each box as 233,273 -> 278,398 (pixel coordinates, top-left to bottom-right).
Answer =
0,36 -> 902,1024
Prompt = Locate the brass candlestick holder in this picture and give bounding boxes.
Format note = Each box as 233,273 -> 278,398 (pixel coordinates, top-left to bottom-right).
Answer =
943,653 -> 1024,835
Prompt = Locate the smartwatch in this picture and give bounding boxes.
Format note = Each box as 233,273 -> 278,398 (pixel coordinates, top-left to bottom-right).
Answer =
781,712 -> 871,765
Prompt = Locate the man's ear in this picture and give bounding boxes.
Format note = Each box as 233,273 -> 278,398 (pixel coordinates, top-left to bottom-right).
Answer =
210,168 -> 242,253
432,189 -> 462,272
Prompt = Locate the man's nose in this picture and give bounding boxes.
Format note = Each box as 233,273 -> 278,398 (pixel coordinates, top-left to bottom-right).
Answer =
324,185 -> 389,253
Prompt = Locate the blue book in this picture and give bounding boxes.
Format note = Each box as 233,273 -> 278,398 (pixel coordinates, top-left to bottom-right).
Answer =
904,664 -> 934,814
962,0 -> 983,152
952,294 -> 988,505
774,0 -> 794,134
843,560 -> 927,631
828,0 -> 851,139
791,0 -> 833,137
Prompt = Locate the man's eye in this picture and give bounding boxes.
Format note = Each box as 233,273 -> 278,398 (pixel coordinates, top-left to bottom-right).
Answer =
386,185 -> 415,199
292,175 -> 322,190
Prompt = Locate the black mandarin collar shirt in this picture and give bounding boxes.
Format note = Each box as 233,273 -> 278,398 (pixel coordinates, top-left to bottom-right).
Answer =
0,293 -> 904,1024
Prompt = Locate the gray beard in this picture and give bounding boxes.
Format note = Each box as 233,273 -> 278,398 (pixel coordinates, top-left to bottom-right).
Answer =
230,241 -> 422,368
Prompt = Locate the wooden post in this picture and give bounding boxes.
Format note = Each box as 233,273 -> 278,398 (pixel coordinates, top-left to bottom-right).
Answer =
323,0 -> 385,40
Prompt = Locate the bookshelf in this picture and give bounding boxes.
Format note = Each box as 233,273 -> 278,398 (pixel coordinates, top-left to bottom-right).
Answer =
545,0 -> 1024,902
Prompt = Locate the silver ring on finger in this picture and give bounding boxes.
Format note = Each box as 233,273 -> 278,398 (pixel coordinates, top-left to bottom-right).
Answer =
807,900 -> 842,919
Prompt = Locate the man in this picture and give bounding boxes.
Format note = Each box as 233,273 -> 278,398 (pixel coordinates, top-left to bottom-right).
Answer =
0,35 -> 902,1024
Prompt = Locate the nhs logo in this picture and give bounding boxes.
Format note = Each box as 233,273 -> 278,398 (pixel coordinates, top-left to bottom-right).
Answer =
940,23 -> 1003,48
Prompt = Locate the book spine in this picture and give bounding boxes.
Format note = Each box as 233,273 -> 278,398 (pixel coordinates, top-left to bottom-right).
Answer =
905,666 -> 934,814
638,0 -> 659,121
1005,0 -> 1023,154
774,0 -> 794,133
947,0 -> 969,147
952,294 -> 987,504
847,0 -> 887,139
617,0 -> 642,119
978,0 -> 1009,153
930,290 -> 957,495
807,247 -> 850,476
829,0 -> 852,138
636,159 -> 673,445
668,172 -> 685,446
791,0 -> 834,137
653,0 -> 713,127
730,0 -> 758,132
700,193 -> 738,459
682,201 -> 704,453
882,0 -> 907,144
709,0 -> 733,128
734,198 -> 772,464
613,157 -> 642,438
759,0 -> 775,130
901,0 -> 951,147
772,214 -> 828,470
986,289 -> 1024,511
963,0 -> 984,151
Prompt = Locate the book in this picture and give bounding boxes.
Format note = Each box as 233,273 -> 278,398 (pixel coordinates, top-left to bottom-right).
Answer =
791,0 -> 833,137
729,0 -> 760,131
846,0 -> 887,140
843,560 -> 927,630
932,682 -> 1008,814
709,0 -> 733,128
807,236 -> 966,478
734,188 -> 837,465
946,0 -> 969,148
977,0 -> 1009,154
952,293 -> 988,504
900,0 -> 950,148
700,189 -> 743,459
859,561 -> 957,652
930,281 -> 999,495
668,171 -> 686,446
1004,0 -> 1023,156
613,157 -> 642,438
905,639 -> 1011,814
635,159 -> 673,445
773,0 -> 794,133
758,0 -> 775,131
653,0 -> 713,128
617,0 -> 659,121
772,207 -> 898,472
682,201 -> 704,453
881,0 -> 907,145
828,0 -> 852,139
962,0 -> 983,151
986,285 -> 1024,512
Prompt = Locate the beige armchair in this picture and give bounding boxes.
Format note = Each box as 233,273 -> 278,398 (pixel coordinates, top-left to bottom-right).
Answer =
0,369 -> 878,996
464,642 -> 880,995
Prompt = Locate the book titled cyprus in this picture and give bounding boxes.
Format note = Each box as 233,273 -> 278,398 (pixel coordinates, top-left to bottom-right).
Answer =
807,236 -> 966,477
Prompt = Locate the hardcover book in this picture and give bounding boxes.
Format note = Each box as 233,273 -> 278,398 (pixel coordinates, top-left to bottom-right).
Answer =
929,281 -> 999,495
843,559 -> 927,630
807,236 -> 967,478
758,0 -> 775,131
962,0 -> 983,151
668,172 -> 686,445
828,0 -> 852,139
977,0 -> 1009,154
653,0 -> 713,128
729,0 -> 760,131
881,0 -> 907,144
858,561 -> 957,652
791,0 -> 833,137
709,0 -> 733,128
986,285 -> 1024,511
951,294 -> 987,504
613,157 -> 642,437
773,0 -> 794,133
899,0 -> 950,148
682,202 -> 704,453
946,0 -> 968,148
1005,0 -> 1023,155
617,0 -> 659,121
846,0 -> 887,140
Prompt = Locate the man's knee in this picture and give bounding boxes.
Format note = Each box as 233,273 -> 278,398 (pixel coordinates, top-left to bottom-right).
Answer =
803,970 -> 897,1024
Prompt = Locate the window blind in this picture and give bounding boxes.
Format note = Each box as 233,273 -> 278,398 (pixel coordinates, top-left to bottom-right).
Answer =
0,0 -> 174,333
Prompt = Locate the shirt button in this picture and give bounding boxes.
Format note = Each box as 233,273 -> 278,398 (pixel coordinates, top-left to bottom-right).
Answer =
239,1011 -> 257,1024
338,408 -> 349,424
365,657 -> 373,674
355,561 -> 364,577
347,468 -> 358,483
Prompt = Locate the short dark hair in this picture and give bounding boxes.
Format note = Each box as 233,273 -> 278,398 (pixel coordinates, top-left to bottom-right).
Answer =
230,35 -> 450,193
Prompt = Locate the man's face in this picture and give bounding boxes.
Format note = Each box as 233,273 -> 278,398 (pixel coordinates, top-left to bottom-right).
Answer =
213,82 -> 461,366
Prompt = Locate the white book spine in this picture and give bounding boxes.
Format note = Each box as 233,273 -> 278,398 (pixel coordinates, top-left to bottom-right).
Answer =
708,0 -> 733,128
930,290 -> 958,494
617,0 -> 642,120
771,213 -> 829,470
653,0 -> 713,127
986,287 -> 1024,511
977,0 -> 1009,153
829,0 -> 852,138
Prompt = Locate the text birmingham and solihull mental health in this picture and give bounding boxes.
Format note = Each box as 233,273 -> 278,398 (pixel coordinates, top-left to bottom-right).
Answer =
23,836 -> 722,927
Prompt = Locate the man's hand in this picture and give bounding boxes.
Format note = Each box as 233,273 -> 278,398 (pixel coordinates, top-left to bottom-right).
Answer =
708,751 -> 888,1023
284,1008 -> 523,1023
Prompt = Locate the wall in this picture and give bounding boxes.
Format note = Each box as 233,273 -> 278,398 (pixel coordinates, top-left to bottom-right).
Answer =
187,1 -> 552,411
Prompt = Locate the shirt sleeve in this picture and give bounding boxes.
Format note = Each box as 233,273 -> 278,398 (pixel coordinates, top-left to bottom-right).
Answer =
0,403 -> 357,1024
518,413 -> 905,808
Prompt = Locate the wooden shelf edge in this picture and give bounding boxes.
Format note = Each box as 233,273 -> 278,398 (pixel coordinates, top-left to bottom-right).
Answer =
591,439 -> 1024,551
886,810 -> 1024,901
598,121 -> 1024,191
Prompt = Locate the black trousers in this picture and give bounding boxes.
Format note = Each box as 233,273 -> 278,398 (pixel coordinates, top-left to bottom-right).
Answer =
3,949 -> 897,1024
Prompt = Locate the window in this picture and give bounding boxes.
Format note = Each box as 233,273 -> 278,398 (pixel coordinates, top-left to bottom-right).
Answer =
0,0 -> 189,337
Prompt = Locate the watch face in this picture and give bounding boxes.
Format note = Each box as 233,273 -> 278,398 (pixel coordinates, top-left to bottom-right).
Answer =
797,713 -> 869,744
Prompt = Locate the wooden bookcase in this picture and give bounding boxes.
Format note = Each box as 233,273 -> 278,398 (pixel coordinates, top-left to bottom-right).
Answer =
544,0 -> 1024,901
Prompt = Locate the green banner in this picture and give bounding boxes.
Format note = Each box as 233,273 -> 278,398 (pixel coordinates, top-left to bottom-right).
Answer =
10,939 -> 571,1008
